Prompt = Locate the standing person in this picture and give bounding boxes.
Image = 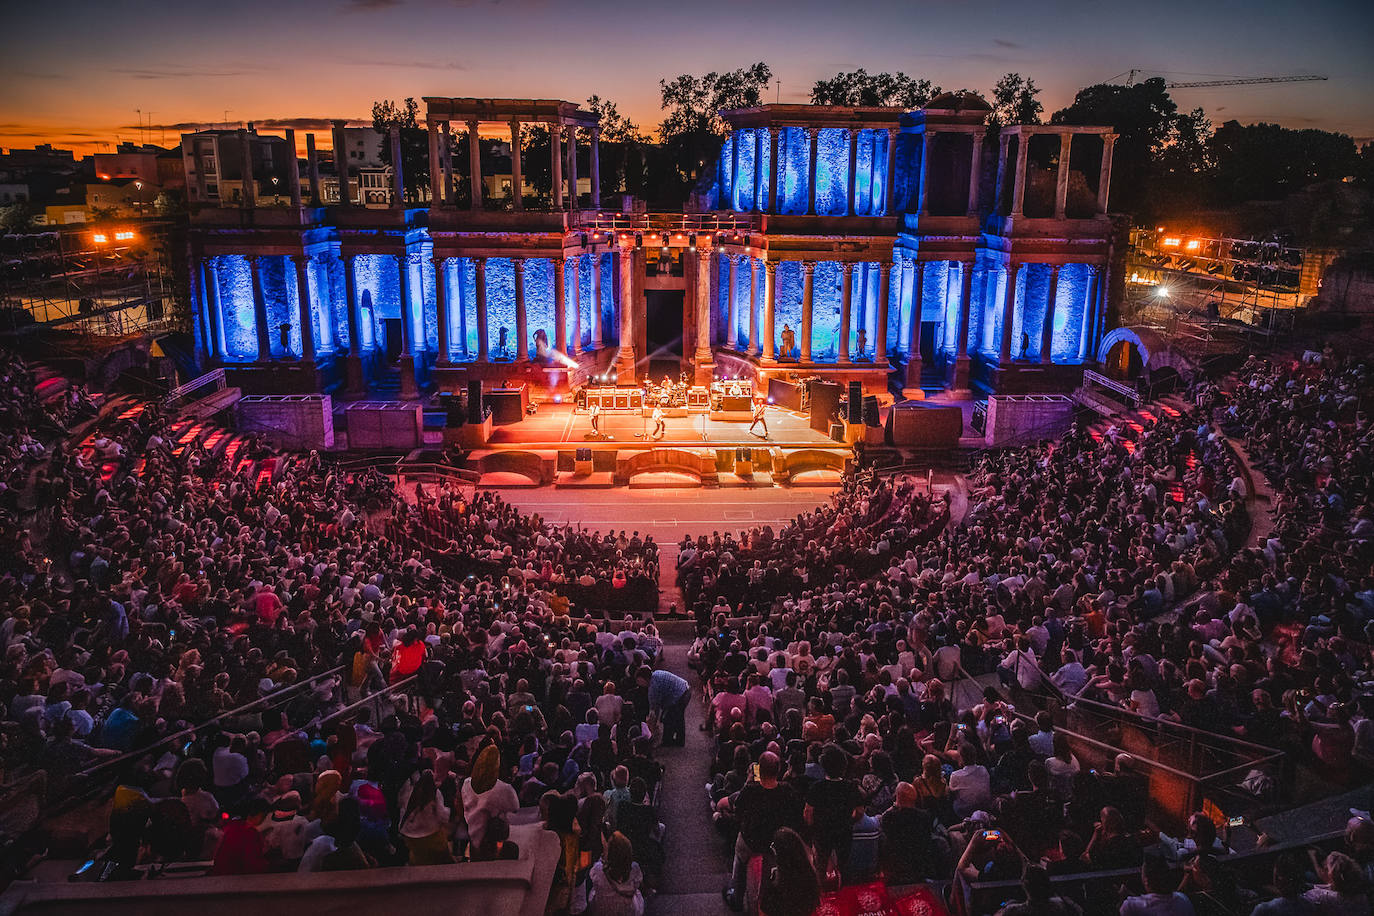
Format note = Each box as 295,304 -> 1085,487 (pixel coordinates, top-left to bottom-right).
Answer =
723,751 -> 800,911
804,745 -> 862,876
651,404 -> 666,441
647,668 -> 691,747
759,828 -> 821,916
749,398 -> 769,439
590,401 -> 602,438
397,770 -> 454,865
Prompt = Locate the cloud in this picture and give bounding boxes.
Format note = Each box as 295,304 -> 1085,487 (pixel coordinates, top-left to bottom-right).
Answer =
993,39 -> 1022,49
353,58 -> 465,71
115,66 -> 254,80
344,0 -> 402,8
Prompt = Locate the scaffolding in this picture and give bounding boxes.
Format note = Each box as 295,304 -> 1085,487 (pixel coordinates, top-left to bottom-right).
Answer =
1123,228 -> 1313,354
0,222 -> 179,340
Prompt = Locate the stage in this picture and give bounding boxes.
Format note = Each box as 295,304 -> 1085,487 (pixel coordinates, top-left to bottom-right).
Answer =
483,403 -> 840,449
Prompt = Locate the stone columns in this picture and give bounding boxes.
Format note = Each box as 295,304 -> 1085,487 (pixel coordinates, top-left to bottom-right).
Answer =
747,258 -> 760,355
807,128 -> 819,215
999,262 -> 1021,364
875,260 -> 891,364
331,120 -> 350,206
192,258 -> 210,361
768,128 -> 780,213
291,255 -> 315,362
589,129 -> 601,208
1082,265 -> 1100,360
514,258 -> 529,362
509,119 -> 523,210
994,134 -> 1010,216
553,256 -> 567,354
967,132 -> 984,216
565,125 -> 579,209
551,123 -> 563,210
1097,134 -> 1117,214
285,129 -> 303,208
441,124 -> 454,205
730,130 -> 741,210
396,254 -> 417,399
838,262 -> 853,361
428,124 -> 443,205
590,255 -> 602,348
1011,133 -> 1030,217
433,256 -> 449,364
762,260 -> 777,361
847,129 -> 860,216
800,261 -> 815,362
341,253 -> 363,393
1055,134 -> 1072,219
247,256 -> 270,359
467,120 -> 482,210
389,126 -> 405,206
952,261 -> 974,391
474,257 -> 488,363
238,130 -> 256,210
917,130 -> 935,215
205,258 -> 225,360
904,260 -> 925,392
1041,264 -> 1061,364
568,257 -> 581,356
305,133 -> 322,206
617,248 -> 638,379
725,255 -> 739,348
753,129 -> 764,212
694,250 -> 714,380
885,129 -> 899,215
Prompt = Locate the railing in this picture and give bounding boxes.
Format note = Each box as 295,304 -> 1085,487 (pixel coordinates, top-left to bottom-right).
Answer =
162,368 -> 226,411
1081,368 -> 1141,405
572,211 -> 760,235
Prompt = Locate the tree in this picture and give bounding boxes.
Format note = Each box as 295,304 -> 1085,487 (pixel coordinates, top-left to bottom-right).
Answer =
1052,78 -> 1181,219
372,97 -> 429,204
657,62 -> 772,198
1209,120 -> 1359,204
989,73 -> 1042,127
810,69 -> 941,108
0,202 -> 36,233
586,95 -> 643,144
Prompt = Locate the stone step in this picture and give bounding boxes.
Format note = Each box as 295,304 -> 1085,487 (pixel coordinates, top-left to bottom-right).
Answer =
646,888 -> 733,916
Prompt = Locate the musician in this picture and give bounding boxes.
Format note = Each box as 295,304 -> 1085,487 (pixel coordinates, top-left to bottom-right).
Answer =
749,398 -> 769,439
651,404 -> 666,440
589,401 -> 602,437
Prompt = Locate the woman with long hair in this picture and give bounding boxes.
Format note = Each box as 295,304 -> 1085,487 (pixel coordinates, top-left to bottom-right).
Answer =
759,827 -> 820,916
397,769 -> 453,865
586,831 -> 644,916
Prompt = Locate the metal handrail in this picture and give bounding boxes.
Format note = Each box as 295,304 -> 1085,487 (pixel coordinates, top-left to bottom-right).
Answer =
1082,368 -> 1142,405
72,663 -> 346,782
163,368 -> 226,409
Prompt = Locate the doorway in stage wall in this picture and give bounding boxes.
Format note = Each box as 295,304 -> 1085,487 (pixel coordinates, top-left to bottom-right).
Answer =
383,318 -> 402,365
644,290 -> 684,381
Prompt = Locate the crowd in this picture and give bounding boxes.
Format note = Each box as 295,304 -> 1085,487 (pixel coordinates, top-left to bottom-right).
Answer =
0,350 -> 674,916
681,352 -> 1374,916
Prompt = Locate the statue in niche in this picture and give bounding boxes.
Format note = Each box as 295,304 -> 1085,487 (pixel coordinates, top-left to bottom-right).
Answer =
780,324 -> 796,359
855,328 -> 867,359
498,325 -> 509,358
1020,331 -> 1030,360
533,328 -> 549,360
278,322 -> 291,357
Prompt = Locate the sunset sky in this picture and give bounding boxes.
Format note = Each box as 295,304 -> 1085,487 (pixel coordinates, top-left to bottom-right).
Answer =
4,0 -> 1372,156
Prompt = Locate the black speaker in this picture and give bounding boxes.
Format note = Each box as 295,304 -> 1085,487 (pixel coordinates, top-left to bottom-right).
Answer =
847,381 -> 863,424
438,393 -> 464,427
575,447 -> 592,462
736,447 -> 751,462
466,380 -> 483,424
863,395 -> 880,427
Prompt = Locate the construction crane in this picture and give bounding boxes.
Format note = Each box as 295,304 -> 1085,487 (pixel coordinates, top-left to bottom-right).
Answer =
1123,70 -> 1327,89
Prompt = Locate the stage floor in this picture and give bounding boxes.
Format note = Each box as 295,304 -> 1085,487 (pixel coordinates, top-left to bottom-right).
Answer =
484,403 -> 840,449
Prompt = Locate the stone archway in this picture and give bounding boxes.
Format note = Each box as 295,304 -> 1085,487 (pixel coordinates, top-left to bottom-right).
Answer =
1097,326 -> 1197,387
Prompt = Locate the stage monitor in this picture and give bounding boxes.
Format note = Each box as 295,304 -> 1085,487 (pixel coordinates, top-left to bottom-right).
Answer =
863,395 -> 880,427
808,380 -> 842,434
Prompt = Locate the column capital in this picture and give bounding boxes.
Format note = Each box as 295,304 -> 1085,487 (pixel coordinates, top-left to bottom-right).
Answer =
513,256 -> 526,268
474,255 -> 487,271
290,253 -> 310,265
1102,133 -> 1118,145
880,259 -> 893,271
339,251 -> 353,264
245,254 -> 259,265
801,260 -> 816,275
466,118 -> 479,131
839,260 -> 854,275
553,254 -> 566,267
764,259 -> 778,276
430,254 -> 446,267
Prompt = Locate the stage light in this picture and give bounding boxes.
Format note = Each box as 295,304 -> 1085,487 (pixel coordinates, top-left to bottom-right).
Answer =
1155,285 -> 1170,298
1184,239 -> 1200,251
1161,237 -> 1181,248
92,233 -> 108,244
115,231 -> 135,241
553,394 -> 562,403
